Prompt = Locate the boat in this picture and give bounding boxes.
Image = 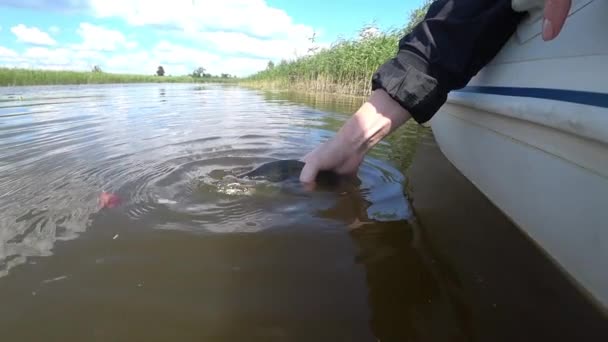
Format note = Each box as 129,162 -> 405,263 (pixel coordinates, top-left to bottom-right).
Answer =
429,0 -> 608,312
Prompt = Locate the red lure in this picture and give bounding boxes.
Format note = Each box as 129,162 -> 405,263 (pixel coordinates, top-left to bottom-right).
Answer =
99,191 -> 121,209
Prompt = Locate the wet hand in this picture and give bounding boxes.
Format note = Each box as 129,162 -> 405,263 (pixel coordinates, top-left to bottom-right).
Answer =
299,90 -> 411,188
299,135 -> 365,186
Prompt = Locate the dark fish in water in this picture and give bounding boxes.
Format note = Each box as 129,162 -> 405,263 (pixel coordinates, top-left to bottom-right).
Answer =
239,159 -> 350,188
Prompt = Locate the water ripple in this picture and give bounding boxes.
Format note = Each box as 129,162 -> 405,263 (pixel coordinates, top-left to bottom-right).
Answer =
0,83 -> 410,277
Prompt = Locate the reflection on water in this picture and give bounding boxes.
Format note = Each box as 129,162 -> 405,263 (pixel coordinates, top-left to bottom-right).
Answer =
0,84 -> 606,341
0,84 -> 411,275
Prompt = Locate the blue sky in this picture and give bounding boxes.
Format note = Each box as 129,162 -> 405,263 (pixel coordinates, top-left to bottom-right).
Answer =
0,0 -> 425,76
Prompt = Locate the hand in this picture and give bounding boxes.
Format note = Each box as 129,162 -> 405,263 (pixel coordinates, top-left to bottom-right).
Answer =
299,90 -> 411,187
299,131 -> 366,184
542,0 -> 572,41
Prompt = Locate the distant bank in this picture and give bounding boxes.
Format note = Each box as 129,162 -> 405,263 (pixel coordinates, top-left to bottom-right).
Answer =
0,67 -> 236,87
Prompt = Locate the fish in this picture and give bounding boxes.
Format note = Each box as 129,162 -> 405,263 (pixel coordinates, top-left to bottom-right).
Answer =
98,160 -> 353,209
239,159 -> 356,189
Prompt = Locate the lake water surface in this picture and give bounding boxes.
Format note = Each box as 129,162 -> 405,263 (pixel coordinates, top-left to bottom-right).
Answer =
0,84 -> 606,341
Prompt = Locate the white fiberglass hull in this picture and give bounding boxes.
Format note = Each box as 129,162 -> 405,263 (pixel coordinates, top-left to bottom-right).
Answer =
430,0 -> 608,310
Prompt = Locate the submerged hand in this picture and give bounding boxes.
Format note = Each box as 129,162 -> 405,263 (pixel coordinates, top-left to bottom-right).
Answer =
299,135 -> 365,185
299,90 -> 411,187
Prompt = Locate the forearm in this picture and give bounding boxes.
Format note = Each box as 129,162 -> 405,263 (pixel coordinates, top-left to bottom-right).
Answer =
335,89 -> 411,157
371,0 -> 524,124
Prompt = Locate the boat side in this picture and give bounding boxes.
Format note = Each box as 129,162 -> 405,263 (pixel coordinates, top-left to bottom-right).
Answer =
430,0 -> 608,311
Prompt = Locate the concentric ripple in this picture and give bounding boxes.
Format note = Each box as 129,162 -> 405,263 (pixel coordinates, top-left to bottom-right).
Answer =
0,84 -> 411,277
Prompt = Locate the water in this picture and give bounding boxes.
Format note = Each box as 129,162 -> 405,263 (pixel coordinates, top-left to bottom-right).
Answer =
0,84 -> 606,341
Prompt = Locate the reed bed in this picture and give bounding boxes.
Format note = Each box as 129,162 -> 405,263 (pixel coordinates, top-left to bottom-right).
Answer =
243,2 -> 431,96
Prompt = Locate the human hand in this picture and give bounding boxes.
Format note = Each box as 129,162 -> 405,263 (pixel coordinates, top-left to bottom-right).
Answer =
299,90 -> 410,187
299,132 -> 365,185
542,0 -> 572,41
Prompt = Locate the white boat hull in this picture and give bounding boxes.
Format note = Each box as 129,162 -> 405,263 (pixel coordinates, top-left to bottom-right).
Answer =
430,0 -> 608,311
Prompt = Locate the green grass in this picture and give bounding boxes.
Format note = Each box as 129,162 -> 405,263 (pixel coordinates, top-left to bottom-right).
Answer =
0,67 -> 236,87
243,1 -> 432,96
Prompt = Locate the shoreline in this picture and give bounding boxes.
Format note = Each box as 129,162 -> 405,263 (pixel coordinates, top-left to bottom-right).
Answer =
0,67 -> 236,87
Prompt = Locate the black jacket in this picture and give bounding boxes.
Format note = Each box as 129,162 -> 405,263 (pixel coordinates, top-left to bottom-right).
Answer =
371,0 -> 525,123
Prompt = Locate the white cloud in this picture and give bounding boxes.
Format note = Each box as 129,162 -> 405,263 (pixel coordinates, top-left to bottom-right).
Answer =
103,51 -> 152,73
359,26 -> 381,39
21,47 -> 96,70
0,46 -> 19,58
74,22 -> 137,51
11,24 -> 57,46
102,41 -> 265,76
153,41 -> 219,66
49,26 -> 61,35
0,1 -> 328,76
185,31 -> 310,60
0,45 -> 104,71
0,40 -> 266,77
99,41 -> 215,75
88,0 -> 322,62
90,0 -> 312,38
211,57 -> 268,78
153,41 -> 272,76
0,0 -> 89,12
24,47 -> 71,66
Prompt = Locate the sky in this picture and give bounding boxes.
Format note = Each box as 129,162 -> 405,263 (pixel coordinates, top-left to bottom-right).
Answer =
0,0 -> 425,77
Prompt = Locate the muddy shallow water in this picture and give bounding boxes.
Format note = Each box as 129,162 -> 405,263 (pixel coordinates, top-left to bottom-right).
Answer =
0,84 -> 605,341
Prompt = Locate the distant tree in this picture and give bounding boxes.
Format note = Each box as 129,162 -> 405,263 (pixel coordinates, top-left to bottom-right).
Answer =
156,66 -> 165,76
91,65 -> 102,73
267,60 -> 275,70
191,67 -> 206,78
221,73 -> 230,78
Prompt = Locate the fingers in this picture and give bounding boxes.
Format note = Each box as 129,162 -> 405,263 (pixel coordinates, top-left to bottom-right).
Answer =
299,160 -> 318,185
298,153 -> 316,190
542,0 -> 572,41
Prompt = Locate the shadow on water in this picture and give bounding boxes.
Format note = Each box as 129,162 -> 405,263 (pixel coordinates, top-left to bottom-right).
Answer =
0,84 -> 605,341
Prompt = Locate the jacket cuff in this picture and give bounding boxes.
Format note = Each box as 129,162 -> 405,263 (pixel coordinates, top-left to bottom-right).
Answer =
371,50 -> 447,124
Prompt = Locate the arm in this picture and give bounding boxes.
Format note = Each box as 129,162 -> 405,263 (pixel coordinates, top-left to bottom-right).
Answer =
300,0 -> 572,185
300,89 -> 410,183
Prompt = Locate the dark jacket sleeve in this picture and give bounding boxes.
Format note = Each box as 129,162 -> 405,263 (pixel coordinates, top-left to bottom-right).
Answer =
371,0 -> 525,123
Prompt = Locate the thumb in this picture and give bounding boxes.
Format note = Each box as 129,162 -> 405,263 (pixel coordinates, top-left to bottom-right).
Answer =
543,0 -> 571,41
299,161 -> 318,184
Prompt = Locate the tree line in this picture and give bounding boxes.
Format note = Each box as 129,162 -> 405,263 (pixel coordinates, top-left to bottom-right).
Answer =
157,66 -> 236,79
90,65 -> 236,79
